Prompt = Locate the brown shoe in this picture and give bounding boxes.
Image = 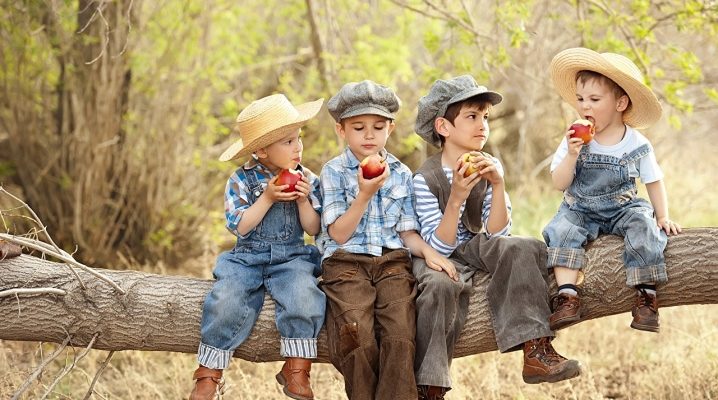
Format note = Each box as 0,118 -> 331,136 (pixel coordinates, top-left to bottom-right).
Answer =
418,385 -> 448,400
189,366 -> 224,400
631,289 -> 660,332
549,293 -> 581,330
522,337 -> 581,384
275,357 -> 314,400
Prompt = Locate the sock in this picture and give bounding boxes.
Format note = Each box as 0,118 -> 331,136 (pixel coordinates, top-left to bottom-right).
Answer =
635,283 -> 657,296
558,283 -> 578,297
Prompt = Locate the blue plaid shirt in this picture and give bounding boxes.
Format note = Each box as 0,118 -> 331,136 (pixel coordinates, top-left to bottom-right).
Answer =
317,147 -> 419,260
224,158 -> 322,238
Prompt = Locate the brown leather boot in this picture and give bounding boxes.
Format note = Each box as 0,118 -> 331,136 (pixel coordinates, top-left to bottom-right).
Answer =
631,289 -> 659,332
189,366 -> 224,400
522,337 -> 581,384
275,357 -> 314,400
418,385 -> 448,400
549,293 -> 581,330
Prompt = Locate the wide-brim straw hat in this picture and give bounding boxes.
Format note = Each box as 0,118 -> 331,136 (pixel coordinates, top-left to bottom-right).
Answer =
219,94 -> 324,161
551,48 -> 662,129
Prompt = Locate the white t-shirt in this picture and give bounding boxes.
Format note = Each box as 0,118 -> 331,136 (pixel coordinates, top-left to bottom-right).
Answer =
549,125 -> 663,184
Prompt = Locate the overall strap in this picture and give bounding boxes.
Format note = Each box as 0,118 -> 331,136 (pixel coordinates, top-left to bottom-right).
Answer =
622,143 -> 651,163
242,166 -> 265,202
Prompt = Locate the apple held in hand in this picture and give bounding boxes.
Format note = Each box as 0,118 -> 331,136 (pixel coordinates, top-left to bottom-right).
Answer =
277,168 -> 303,192
360,154 -> 387,179
569,119 -> 595,144
460,152 -> 481,177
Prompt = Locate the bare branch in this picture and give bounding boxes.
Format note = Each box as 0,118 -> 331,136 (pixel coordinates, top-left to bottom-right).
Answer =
0,288 -> 67,299
40,334 -> 100,400
11,336 -> 72,400
82,351 -> 115,400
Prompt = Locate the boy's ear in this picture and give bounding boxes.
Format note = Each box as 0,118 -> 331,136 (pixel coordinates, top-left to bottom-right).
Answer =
387,121 -> 396,135
434,117 -> 450,138
616,94 -> 629,112
255,148 -> 268,159
334,122 -> 346,140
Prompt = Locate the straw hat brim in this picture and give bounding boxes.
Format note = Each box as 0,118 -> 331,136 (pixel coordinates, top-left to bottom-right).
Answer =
219,98 -> 324,161
550,48 -> 662,129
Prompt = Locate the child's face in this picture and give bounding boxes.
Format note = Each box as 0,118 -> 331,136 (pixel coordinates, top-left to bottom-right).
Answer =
575,78 -> 628,133
440,104 -> 490,152
256,129 -> 303,173
336,114 -> 395,160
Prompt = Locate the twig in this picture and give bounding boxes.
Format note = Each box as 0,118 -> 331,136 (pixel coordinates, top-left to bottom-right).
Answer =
82,351 -> 115,400
0,288 -> 67,298
0,234 -> 126,294
40,334 -> 100,400
0,187 -> 86,288
11,337 -> 72,400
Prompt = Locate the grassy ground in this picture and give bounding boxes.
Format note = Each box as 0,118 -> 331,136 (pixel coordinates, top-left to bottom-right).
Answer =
2,304 -> 718,399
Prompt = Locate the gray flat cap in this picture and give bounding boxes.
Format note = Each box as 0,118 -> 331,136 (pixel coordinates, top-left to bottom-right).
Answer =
327,80 -> 401,122
415,75 -> 503,148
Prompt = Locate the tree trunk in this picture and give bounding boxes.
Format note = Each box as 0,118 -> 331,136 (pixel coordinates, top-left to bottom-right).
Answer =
1,228 -> 716,362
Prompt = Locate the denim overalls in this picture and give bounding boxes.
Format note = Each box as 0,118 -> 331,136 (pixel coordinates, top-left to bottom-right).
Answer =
197,168 -> 326,370
543,144 -> 668,286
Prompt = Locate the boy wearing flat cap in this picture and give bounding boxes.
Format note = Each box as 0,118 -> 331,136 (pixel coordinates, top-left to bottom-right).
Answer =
412,75 -> 581,397
317,80 -> 454,400
189,94 -> 326,400
544,48 -> 681,333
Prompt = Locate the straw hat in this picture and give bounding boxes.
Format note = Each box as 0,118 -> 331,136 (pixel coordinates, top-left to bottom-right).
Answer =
550,47 -> 662,129
219,94 -> 324,161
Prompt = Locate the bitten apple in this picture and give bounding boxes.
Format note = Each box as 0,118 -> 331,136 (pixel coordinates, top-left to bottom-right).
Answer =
460,152 -> 481,177
360,154 -> 387,179
569,119 -> 595,144
277,168 -> 303,192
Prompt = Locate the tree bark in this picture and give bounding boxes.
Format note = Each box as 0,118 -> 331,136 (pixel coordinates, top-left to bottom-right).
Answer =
1,228 -> 716,363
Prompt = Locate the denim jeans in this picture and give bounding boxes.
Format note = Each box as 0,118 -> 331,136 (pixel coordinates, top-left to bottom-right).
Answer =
197,169 -> 326,370
542,144 -> 668,286
413,235 -> 552,388
321,248 -> 417,400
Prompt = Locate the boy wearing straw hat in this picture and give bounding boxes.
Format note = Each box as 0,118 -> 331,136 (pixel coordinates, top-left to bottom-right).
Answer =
544,48 -> 681,333
189,94 -> 326,400
317,80 -> 455,400
412,75 -> 581,397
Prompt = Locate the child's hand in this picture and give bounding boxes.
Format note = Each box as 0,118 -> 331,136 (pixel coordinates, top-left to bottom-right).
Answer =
473,153 -> 504,186
656,216 -> 682,236
451,154 -> 483,201
357,163 -> 389,197
263,176 -> 300,203
424,248 -> 458,281
566,129 -> 585,156
294,175 -> 312,205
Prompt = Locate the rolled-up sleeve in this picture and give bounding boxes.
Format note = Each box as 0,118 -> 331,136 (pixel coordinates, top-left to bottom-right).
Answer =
224,173 -> 251,238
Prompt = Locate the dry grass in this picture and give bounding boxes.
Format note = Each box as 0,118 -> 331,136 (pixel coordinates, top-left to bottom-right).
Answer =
2,304 -> 717,399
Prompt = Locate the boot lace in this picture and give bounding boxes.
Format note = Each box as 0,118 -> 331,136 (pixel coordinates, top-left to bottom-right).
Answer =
636,289 -> 657,311
530,337 -> 566,366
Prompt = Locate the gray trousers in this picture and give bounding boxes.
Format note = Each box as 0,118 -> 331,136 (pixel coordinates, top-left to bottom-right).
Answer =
413,234 -> 553,388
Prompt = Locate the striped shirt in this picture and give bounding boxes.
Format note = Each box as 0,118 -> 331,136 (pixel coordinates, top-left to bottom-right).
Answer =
317,147 -> 419,260
413,159 -> 512,257
224,158 -> 322,238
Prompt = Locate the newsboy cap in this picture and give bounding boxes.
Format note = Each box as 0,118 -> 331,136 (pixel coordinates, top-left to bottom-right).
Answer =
415,75 -> 503,148
327,80 -> 401,122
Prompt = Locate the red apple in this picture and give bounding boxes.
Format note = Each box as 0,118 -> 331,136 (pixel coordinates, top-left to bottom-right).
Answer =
460,152 -> 481,177
360,154 -> 387,179
569,119 -> 595,144
277,168 -> 303,192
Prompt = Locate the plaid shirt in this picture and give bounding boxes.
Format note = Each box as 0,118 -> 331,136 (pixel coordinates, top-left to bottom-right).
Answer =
317,147 -> 419,260
224,157 -> 322,238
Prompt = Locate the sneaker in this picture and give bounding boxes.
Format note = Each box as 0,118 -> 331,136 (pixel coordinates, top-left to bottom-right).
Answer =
630,289 -> 659,332
549,293 -> 581,330
522,337 -> 581,384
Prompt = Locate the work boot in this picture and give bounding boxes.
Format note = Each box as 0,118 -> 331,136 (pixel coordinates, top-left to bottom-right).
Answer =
275,357 -> 314,400
549,293 -> 581,330
631,289 -> 660,332
522,337 -> 581,384
189,366 -> 224,400
418,385 -> 448,400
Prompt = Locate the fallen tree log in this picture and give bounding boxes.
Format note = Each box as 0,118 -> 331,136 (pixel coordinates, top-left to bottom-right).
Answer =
1,227 -> 716,362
